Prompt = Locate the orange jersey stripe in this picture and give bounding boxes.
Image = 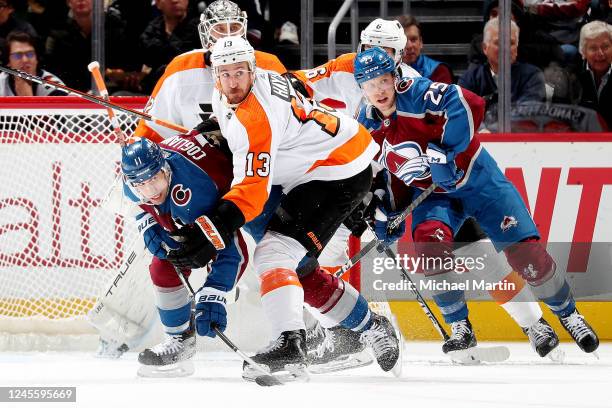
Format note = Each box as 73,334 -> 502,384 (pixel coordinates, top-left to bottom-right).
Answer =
489,270 -> 527,304
307,125 -> 373,172
222,92 -> 273,222
260,268 -> 302,296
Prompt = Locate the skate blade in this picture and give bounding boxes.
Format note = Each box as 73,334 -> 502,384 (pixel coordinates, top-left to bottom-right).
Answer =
448,346 -> 510,365
546,347 -> 566,363
390,318 -> 404,378
137,360 -> 195,378
309,350 -> 373,374
243,363 -> 309,384
591,350 -> 600,360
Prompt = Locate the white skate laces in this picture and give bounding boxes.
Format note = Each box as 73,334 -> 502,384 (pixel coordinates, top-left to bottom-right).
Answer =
526,320 -> 555,346
360,322 -> 395,357
258,337 -> 285,354
150,334 -> 185,356
315,329 -> 336,358
449,320 -> 471,341
561,312 -> 591,341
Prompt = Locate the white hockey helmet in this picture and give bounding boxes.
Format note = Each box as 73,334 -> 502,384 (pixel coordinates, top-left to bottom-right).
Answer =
211,36 -> 256,73
199,0 -> 247,50
358,18 -> 407,66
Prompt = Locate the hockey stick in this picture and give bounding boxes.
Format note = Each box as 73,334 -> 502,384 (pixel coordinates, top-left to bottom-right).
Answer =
0,65 -> 189,134
334,182 -> 437,279
369,227 -> 510,363
88,61 -> 127,146
173,267 -> 283,386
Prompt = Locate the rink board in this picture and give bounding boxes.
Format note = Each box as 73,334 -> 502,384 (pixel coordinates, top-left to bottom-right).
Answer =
390,133 -> 612,341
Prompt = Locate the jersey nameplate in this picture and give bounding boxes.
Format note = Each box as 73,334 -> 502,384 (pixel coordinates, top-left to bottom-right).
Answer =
268,74 -> 291,102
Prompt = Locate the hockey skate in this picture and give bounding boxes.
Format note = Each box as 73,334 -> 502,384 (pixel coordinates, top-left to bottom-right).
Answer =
308,324 -> 373,374
523,318 -> 562,359
137,328 -> 196,378
359,313 -> 400,372
559,310 -> 599,354
444,318 -> 510,364
243,329 -> 310,383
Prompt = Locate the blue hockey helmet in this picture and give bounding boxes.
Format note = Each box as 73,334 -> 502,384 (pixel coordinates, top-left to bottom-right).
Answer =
354,47 -> 395,85
121,138 -> 165,184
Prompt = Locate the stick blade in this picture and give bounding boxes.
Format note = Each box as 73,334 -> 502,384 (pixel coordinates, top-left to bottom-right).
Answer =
254,375 -> 283,386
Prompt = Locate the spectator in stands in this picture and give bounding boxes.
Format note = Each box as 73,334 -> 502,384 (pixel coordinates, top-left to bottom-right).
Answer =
139,0 -> 200,92
523,0 -> 590,69
576,20 -> 612,128
0,30 -> 64,96
459,17 -> 546,104
45,0 -> 134,92
469,0 -> 564,71
397,15 -> 454,83
0,0 -> 36,40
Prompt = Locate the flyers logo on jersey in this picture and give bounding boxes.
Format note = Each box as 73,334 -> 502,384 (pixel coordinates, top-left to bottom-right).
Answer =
171,184 -> 192,206
378,139 -> 430,185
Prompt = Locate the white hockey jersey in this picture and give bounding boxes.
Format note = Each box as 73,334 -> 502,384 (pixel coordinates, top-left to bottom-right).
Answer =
293,52 -> 420,117
213,70 -> 379,222
134,48 -> 286,142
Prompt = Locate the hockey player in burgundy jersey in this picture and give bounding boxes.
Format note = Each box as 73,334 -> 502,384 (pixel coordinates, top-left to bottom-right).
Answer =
354,47 -> 599,357
122,135 -> 251,377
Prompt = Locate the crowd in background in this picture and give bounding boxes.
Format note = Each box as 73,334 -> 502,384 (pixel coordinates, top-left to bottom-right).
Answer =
0,0 -> 609,131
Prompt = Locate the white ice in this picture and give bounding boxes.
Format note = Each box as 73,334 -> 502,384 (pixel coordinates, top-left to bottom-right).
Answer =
1,342 -> 609,408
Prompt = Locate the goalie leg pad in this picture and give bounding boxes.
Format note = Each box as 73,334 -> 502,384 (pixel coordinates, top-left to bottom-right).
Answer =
88,239 -> 158,352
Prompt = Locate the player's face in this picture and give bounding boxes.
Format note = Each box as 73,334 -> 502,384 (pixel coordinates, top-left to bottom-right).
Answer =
362,73 -> 396,114
132,170 -> 169,205
217,61 -> 253,104
403,25 -> 423,64
583,33 -> 612,76
8,41 -> 38,75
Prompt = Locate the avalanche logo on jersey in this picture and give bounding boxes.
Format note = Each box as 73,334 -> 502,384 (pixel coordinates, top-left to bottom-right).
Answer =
171,184 -> 192,207
378,139 -> 431,185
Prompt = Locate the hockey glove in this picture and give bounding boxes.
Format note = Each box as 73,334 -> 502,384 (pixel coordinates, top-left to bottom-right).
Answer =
426,143 -> 464,191
194,286 -> 228,337
343,192 -> 380,237
167,215 -> 228,269
374,207 -> 406,246
136,213 -> 180,259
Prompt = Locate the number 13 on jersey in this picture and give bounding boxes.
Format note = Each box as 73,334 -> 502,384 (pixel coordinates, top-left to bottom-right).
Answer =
246,152 -> 271,177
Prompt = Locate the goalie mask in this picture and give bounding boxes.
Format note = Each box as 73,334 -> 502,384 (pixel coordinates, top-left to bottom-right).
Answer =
121,138 -> 171,205
199,0 -> 248,50
358,18 -> 407,66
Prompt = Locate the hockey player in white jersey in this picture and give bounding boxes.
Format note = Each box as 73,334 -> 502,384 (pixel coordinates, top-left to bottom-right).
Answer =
90,0 -> 287,358
164,36 -> 401,380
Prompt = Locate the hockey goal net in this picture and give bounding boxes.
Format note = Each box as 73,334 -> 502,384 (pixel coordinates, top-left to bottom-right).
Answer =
0,97 -> 143,348
0,96 -> 363,352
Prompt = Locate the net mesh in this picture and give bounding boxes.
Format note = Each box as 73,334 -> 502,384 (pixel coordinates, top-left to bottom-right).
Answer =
0,97 -> 142,333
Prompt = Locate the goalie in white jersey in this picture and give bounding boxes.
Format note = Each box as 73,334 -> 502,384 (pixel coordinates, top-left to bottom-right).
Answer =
162,35 -> 401,378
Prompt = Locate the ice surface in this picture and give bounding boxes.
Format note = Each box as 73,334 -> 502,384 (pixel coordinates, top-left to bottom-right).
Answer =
0,342 -> 609,408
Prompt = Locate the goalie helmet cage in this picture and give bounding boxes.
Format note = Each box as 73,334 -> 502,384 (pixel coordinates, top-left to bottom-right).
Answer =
0,96 -> 364,352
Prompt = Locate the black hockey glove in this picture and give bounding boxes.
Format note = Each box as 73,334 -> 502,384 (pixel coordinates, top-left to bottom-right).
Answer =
342,192 -> 380,237
167,200 -> 245,270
